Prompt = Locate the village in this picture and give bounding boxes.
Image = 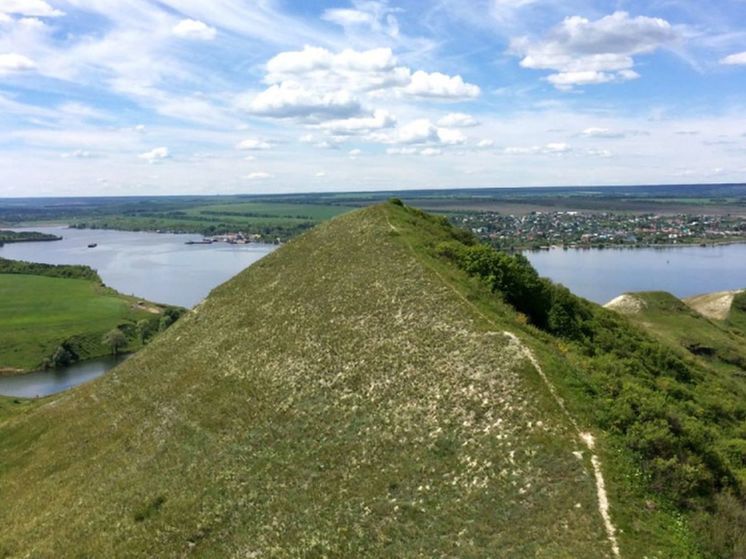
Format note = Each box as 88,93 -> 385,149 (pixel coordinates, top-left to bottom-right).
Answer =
185,232 -> 279,245
453,211 -> 746,250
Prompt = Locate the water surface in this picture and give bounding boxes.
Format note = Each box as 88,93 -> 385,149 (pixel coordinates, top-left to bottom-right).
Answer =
1,226 -> 276,308
525,243 -> 746,304
0,354 -> 129,398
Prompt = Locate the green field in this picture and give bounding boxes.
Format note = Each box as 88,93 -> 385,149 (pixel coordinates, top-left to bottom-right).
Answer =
68,201 -> 354,238
0,274 -> 162,372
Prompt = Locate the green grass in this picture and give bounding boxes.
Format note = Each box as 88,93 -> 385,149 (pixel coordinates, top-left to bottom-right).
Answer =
614,291 -> 746,374
0,274 -> 157,371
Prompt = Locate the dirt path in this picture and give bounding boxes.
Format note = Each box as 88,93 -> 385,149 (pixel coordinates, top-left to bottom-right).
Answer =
387,212 -> 621,557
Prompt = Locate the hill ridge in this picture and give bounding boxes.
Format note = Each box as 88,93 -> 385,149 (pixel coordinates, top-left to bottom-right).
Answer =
387,210 -> 620,556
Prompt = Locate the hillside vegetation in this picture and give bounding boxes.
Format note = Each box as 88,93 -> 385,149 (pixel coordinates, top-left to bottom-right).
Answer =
0,259 -> 181,372
0,203 -> 742,557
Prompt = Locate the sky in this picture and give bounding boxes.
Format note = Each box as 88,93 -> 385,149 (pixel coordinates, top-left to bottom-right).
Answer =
1,0 -> 746,196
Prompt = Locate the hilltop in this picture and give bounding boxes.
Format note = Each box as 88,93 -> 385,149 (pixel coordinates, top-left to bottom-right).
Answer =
0,203 -> 743,557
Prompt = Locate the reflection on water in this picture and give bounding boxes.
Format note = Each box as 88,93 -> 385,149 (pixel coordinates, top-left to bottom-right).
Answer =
0,354 -> 129,398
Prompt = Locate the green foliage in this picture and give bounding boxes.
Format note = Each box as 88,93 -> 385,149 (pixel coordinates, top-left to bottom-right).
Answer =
0,257 -> 100,282
47,343 -> 78,368
437,230 -> 746,555
0,231 -> 60,244
693,491 -> 746,559
102,328 -> 127,355
158,307 -> 184,332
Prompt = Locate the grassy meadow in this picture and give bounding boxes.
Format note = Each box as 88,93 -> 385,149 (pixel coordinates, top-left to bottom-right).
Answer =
0,273 -> 164,372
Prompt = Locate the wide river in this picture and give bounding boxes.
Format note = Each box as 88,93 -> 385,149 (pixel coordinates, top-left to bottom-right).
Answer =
1,226 -> 276,308
525,243 -> 746,304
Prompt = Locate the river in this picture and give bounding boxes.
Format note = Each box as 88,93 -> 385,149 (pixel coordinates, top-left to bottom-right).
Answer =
0,355 -> 129,398
0,226 -> 276,308
525,243 -> 746,304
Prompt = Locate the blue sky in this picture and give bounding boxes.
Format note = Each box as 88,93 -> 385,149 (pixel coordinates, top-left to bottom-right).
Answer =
1,0 -> 745,196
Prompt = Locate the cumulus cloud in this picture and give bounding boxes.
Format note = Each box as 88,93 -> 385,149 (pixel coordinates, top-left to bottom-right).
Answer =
420,147 -> 442,156
0,53 -> 36,73
315,170 -> 327,177
0,0 -> 63,17
511,11 -> 678,89
248,82 -> 362,120
370,118 -> 466,147
348,148 -> 361,158
317,109 -> 395,134
247,46 -> 480,122
405,71 -> 480,99
476,139 -> 495,148
244,172 -> 272,180
172,19 -> 217,41
437,112 -> 479,127
720,51 -> 746,65
235,138 -> 272,150
139,146 -> 169,162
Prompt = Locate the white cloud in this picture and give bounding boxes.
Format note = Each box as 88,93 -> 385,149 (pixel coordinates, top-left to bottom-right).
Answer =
371,118 -> 466,146
349,148 -> 361,158
437,112 -> 479,127
504,142 -> 572,155
139,146 -> 169,162
404,70 -> 480,99
582,127 -> 622,138
172,19 -> 217,41
244,171 -> 272,180
315,170 -> 327,177
544,142 -> 571,153
323,8 -> 374,26
265,46 -> 407,89
248,81 -> 362,120
322,3 -> 399,37
386,147 -> 418,155
249,46 -> 480,122
387,146 -> 442,156
476,138 -> 495,148
0,52 -> 36,73
436,127 -> 467,145
720,51 -> 746,65
0,0 -> 63,17
235,138 -> 272,150
512,11 -> 678,89
318,109 -> 395,134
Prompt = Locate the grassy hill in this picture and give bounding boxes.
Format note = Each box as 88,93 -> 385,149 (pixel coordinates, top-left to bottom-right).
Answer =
0,259 -> 179,372
0,203 -> 742,557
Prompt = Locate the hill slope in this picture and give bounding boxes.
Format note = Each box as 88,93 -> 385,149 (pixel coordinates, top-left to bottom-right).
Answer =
0,203 -> 726,557
0,204 -> 620,557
